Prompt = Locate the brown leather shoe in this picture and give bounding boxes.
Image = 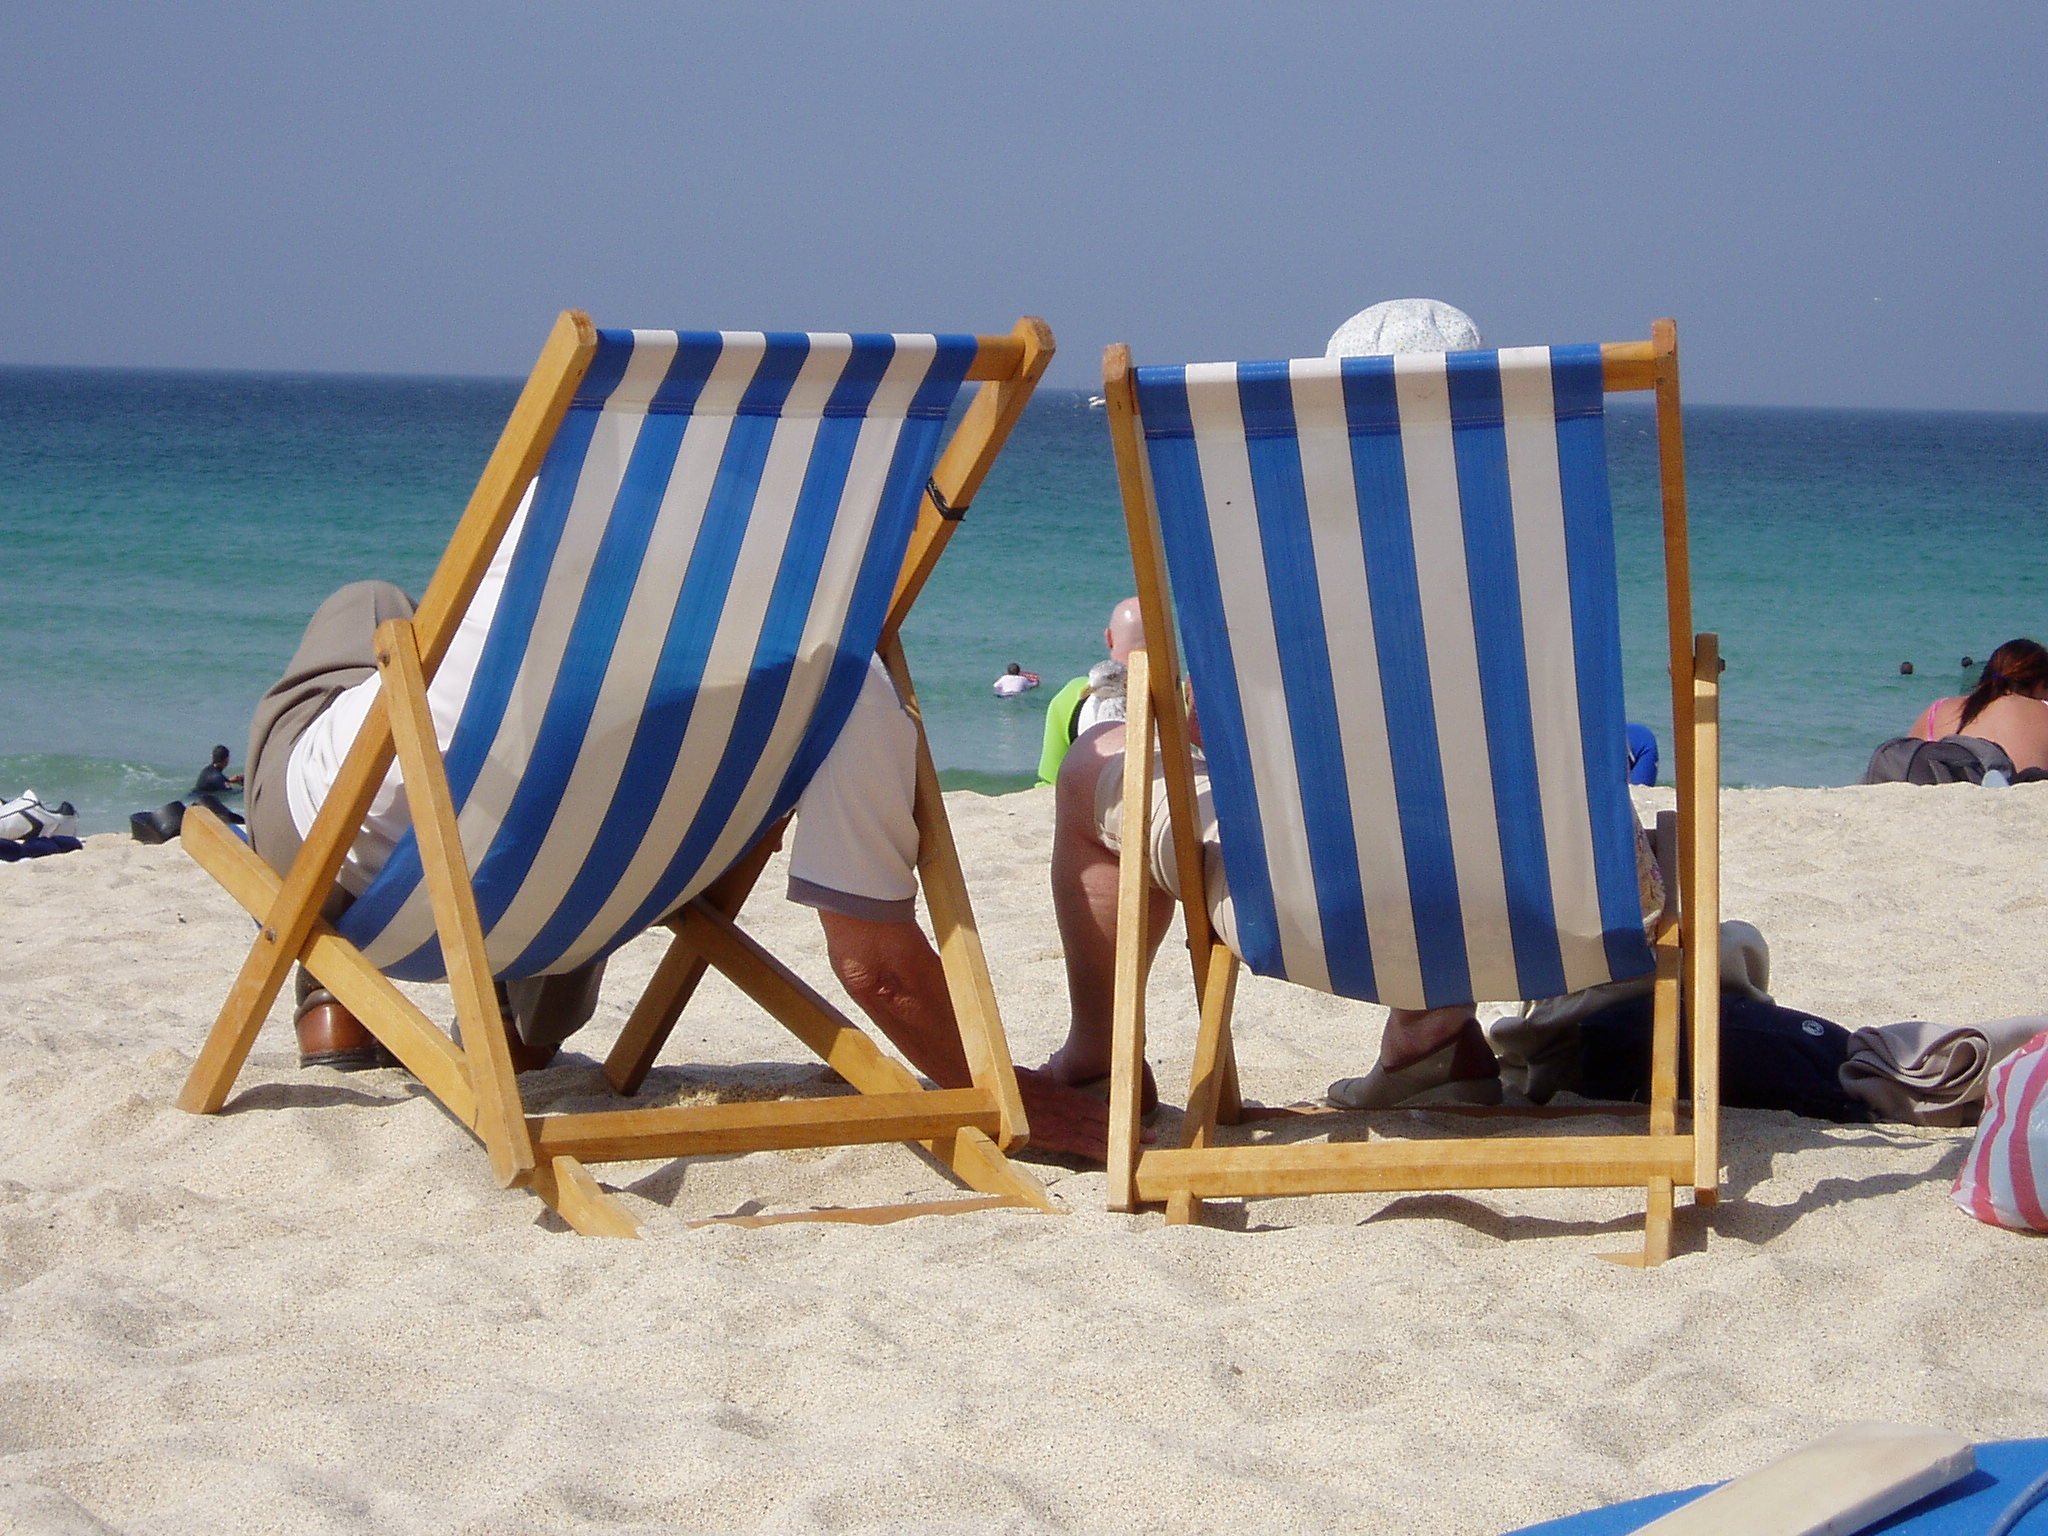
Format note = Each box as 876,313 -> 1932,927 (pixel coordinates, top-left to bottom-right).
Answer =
296,1000 -> 391,1072
506,1034 -> 560,1074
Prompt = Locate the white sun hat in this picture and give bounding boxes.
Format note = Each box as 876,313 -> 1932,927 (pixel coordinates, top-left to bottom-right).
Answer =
1325,298 -> 1483,358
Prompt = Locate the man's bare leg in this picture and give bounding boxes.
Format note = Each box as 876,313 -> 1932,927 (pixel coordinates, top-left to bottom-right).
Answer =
1044,725 -> 1493,1105
1325,1002 -> 1498,1109
1379,1004 -> 1493,1075
1042,723 -> 1173,1087
816,910 -> 1113,1161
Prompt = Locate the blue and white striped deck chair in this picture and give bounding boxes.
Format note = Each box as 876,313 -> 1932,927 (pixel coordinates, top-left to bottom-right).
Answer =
1100,322 -> 1722,1266
179,310 -> 1059,1237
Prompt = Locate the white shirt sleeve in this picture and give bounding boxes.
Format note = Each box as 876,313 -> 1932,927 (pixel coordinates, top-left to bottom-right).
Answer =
284,488 -> 530,894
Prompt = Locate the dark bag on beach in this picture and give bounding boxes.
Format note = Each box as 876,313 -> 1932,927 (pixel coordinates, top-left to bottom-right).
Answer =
128,801 -> 187,845
1579,992 -> 1871,1123
1861,734 -> 2013,785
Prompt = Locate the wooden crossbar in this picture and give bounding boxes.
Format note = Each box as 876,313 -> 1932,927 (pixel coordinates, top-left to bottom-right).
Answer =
1134,1135 -> 1697,1203
964,334 -> 1037,380
1600,340 -> 1657,391
530,1089 -> 1000,1164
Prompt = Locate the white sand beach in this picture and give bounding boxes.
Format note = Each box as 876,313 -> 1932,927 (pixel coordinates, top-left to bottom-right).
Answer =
4,784 -> 2047,1535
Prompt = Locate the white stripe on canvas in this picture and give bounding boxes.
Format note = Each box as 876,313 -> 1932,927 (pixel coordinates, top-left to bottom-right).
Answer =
554,336 -> 939,968
357,330 -> 691,969
654,335 -> 941,932
1287,359 -> 1426,1005
1497,347 -> 1611,991
484,335 -> 859,965
1391,352 -> 1517,1002
1182,363 -> 1332,993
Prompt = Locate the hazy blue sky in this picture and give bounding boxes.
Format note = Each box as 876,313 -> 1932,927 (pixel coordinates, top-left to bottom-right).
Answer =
4,4 -> 2042,406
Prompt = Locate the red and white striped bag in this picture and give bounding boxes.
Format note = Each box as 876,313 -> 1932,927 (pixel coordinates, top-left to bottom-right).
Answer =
1954,1028 -> 2048,1230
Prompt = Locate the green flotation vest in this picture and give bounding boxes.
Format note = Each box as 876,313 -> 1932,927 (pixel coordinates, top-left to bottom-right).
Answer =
1035,675 -> 1091,786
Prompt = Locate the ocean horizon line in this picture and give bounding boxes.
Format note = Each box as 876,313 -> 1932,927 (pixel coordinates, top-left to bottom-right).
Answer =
4,357 -> 2045,420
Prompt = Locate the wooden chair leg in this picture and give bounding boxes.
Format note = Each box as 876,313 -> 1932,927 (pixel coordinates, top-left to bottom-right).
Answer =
1600,1176 -> 1675,1268
1181,945 -> 1240,1150
1107,653 -> 1158,1214
1216,1035 -> 1244,1126
1167,944 -> 1242,1227
177,829 -> 314,1115
930,1128 -> 1059,1213
1597,814 -> 1685,1269
1689,632 -> 1723,1204
603,828 -> 782,1096
879,635 -> 1028,1152
378,617 -> 535,1190
604,928 -> 714,1097
179,700 -> 404,1116
530,1156 -> 644,1239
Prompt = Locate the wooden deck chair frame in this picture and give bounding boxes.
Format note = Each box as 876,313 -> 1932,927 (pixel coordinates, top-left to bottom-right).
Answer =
177,309 -> 1058,1238
1101,321 -> 1719,1266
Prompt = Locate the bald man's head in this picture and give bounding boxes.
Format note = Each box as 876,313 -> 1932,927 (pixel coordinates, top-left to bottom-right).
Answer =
1105,597 -> 1145,662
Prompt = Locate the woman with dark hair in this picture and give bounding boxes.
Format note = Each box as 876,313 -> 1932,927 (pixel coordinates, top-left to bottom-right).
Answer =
1911,639 -> 2048,773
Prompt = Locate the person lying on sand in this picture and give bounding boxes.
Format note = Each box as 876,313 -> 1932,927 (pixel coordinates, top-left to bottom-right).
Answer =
241,551 -> 1114,1161
1909,638 -> 2048,776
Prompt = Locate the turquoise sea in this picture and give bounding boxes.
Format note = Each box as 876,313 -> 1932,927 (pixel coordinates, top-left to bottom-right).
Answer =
2,364 -> 2046,833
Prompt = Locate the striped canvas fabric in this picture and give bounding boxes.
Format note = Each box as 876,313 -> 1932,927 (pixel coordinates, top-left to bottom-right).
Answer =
335,328 -> 976,982
1954,1029 -> 2048,1231
1133,344 -> 1655,1009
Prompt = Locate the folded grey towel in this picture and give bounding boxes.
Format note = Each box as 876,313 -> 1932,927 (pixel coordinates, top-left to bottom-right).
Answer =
1839,1016 -> 2048,1127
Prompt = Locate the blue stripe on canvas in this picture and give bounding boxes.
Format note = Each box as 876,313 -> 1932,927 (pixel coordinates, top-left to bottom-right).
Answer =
1132,365 -> 1285,979
737,335 -> 812,414
1445,353 -> 1566,1000
822,334 -> 897,417
1338,357 -> 1471,1005
337,329 -> 648,965
1237,364 -> 1376,998
577,329 -> 645,404
769,347 -> 972,809
1550,344 -> 1653,980
627,359 -> 967,943
644,334 -> 727,416
462,344 -> 764,948
511,343 -> 899,973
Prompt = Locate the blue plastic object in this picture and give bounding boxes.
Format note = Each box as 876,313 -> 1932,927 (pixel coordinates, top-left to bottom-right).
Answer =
1504,1438 -> 2048,1535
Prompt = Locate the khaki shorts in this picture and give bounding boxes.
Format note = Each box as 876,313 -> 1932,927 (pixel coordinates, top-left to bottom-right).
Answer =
1092,748 -> 1240,953
786,657 -> 922,924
